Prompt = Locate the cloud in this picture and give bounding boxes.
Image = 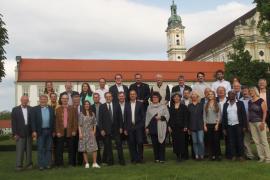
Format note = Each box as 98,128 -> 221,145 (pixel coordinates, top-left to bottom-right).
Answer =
0,0 -> 255,110
0,0 -> 254,60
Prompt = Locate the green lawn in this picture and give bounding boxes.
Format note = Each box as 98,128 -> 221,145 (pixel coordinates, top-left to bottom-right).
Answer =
0,143 -> 270,180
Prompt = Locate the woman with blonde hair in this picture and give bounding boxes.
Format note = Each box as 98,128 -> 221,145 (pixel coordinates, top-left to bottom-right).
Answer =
248,86 -> 270,163
188,91 -> 204,160
204,90 -> 221,161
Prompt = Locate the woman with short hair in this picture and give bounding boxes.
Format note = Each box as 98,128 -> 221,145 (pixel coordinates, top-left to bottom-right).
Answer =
145,91 -> 170,163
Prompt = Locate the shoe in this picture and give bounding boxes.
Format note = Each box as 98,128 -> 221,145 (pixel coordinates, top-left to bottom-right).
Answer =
92,163 -> 101,168
231,157 -> 237,161
159,161 -> 165,163
85,163 -> 90,168
258,159 -> 265,163
265,160 -> 270,164
15,167 -> 23,171
155,160 -> 160,163
46,166 -> 51,169
238,157 -> 245,162
39,167 -> 44,171
26,164 -> 33,170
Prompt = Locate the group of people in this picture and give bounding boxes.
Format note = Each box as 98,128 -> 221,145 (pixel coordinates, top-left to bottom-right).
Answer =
11,70 -> 270,171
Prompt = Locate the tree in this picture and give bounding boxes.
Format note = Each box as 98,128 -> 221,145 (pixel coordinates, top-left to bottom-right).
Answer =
0,14 -> 9,82
225,37 -> 270,86
254,0 -> 270,40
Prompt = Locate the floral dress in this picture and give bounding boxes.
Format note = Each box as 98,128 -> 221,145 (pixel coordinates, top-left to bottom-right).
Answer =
78,113 -> 98,153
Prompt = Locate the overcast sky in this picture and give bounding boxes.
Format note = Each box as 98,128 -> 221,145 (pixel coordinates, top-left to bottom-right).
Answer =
0,0 -> 255,111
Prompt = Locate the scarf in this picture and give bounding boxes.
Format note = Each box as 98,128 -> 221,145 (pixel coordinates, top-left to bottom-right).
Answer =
145,103 -> 170,143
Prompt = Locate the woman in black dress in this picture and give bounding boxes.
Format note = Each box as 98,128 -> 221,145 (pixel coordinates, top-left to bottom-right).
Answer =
168,93 -> 188,162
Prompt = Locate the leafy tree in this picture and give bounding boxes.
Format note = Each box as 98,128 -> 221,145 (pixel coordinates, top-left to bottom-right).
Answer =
0,14 -> 9,82
225,37 -> 270,86
254,0 -> 270,40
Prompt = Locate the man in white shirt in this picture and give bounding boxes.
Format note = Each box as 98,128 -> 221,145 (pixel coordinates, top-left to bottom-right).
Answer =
212,70 -> 231,96
109,74 -> 129,103
124,90 -> 145,163
95,78 -> 108,104
192,72 -> 211,98
222,91 -> 247,161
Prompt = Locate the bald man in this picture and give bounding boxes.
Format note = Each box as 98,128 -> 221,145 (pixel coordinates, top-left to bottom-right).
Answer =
11,95 -> 33,171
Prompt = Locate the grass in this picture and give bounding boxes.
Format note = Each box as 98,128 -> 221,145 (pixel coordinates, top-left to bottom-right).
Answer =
0,145 -> 270,180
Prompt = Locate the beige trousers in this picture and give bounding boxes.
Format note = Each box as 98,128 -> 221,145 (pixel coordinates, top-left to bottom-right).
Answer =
243,131 -> 255,159
249,122 -> 270,161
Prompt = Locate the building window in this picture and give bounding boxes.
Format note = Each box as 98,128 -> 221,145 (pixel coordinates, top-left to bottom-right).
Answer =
176,34 -> 179,37
178,56 -> 181,59
37,85 -> 45,97
176,40 -> 180,45
259,50 -> 264,57
22,85 -> 30,96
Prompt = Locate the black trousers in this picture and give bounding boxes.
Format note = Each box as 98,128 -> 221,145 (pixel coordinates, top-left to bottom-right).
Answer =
95,127 -> 102,164
55,130 -> 76,166
205,124 -> 220,158
227,124 -> 244,158
74,133 -> 83,165
172,129 -> 185,159
128,128 -> 144,162
151,134 -> 166,161
183,132 -> 195,159
102,134 -> 125,165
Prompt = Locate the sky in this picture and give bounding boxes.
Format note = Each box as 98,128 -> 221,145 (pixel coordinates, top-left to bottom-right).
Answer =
0,0 -> 255,111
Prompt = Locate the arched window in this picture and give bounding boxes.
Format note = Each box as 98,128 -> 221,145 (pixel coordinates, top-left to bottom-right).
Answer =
176,40 -> 180,45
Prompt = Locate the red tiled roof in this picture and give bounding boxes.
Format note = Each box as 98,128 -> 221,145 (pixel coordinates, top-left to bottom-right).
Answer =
185,8 -> 256,60
0,120 -> 11,128
17,58 -> 224,82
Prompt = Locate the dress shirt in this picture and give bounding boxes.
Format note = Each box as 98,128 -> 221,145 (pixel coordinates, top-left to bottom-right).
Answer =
63,107 -> 68,128
41,106 -> 50,128
107,102 -> 113,117
227,101 -> 239,126
119,102 -> 125,121
130,101 -> 136,124
95,88 -> 108,104
192,82 -> 210,98
240,96 -> 250,121
116,84 -> 124,93
212,79 -> 231,95
21,106 -> 28,125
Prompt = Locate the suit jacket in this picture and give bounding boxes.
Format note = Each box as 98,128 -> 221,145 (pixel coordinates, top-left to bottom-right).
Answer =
259,89 -> 270,112
11,105 -> 32,137
171,84 -> 192,95
99,102 -> 123,135
124,101 -> 145,132
55,106 -> 78,137
31,105 -> 55,136
222,101 -> 247,129
129,83 -> 150,106
150,84 -> 171,102
109,84 -> 129,103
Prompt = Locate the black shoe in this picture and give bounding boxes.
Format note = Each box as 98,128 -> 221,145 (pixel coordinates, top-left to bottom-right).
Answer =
119,161 -> 126,166
15,167 -> 23,171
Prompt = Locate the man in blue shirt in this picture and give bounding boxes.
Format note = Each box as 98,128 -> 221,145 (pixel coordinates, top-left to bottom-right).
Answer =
32,94 -> 55,170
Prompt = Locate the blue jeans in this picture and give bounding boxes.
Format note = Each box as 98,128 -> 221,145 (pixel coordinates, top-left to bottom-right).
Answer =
37,128 -> 52,168
191,130 -> 204,156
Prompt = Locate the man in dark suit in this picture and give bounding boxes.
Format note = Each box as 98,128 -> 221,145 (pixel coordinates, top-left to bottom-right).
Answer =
124,90 -> 145,163
171,75 -> 192,97
109,74 -> 129,103
59,81 -> 79,106
11,95 -> 33,171
129,73 -> 150,112
99,92 -> 125,165
91,92 -> 102,164
222,91 -> 247,160
31,95 -> 55,170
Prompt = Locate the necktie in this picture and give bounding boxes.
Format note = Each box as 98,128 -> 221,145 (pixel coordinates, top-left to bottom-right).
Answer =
108,104 -> 113,122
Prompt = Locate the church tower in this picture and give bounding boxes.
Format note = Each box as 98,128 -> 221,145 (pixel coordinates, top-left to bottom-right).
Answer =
166,1 -> 186,61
